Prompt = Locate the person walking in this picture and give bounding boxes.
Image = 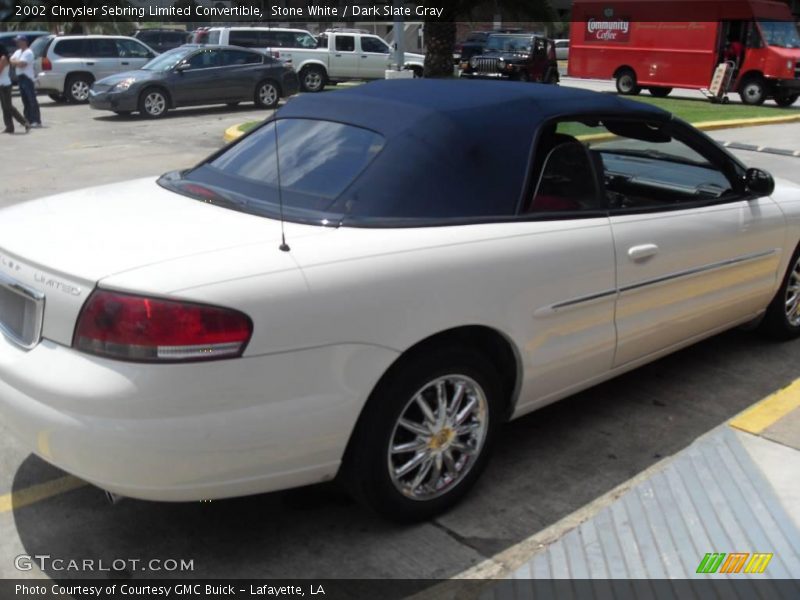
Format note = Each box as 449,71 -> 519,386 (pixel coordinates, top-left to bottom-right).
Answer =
10,34 -> 41,128
0,45 -> 30,134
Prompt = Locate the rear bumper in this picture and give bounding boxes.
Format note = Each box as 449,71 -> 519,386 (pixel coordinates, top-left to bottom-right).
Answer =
35,71 -> 66,94
0,335 -> 397,501
281,72 -> 300,97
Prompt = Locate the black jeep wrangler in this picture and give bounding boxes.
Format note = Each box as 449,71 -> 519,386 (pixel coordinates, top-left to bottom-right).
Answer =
460,33 -> 559,84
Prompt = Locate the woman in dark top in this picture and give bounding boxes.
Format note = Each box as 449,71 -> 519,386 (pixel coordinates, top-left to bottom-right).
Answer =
0,45 -> 30,134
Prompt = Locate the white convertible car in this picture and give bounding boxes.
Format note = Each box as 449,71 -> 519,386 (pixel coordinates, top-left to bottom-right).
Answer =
1,80 -> 799,521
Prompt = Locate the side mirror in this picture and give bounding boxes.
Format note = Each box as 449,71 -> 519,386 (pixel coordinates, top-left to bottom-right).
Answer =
744,167 -> 775,197
175,62 -> 190,72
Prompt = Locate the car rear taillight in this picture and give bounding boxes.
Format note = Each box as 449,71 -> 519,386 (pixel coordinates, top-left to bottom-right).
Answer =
42,57 -> 52,71
73,290 -> 252,362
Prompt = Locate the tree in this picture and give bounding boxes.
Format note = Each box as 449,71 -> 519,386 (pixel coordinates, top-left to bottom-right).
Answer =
423,0 -> 555,78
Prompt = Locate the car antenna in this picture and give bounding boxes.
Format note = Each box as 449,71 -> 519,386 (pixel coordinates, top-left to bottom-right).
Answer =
273,118 -> 291,252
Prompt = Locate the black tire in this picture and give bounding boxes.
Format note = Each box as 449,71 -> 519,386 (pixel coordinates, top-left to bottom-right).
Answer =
65,74 -> 93,104
137,87 -> 169,119
342,345 -> 503,523
48,93 -> 66,103
517,71 -> 530,83
410,66 -> 423,78
774,93 -> 799,108
254,80 -> 280,109
648,86 -> 672,98
760,246 -> 800,340
299,65 -> 327,93
615,68 -> 640,95
739,76 -> 767,106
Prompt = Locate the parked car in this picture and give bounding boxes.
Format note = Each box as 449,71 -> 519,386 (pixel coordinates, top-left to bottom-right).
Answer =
195,26 -> 318,53
454,28 -> 523,64
0,31 -> 49,84
34,35 -> 157,103
133,28 -> 190,54
88,45 -> 298,118
554,38 -> 569,61
0,80 -> 796,522
279,30 -> 425,92
461,33 -> 560,84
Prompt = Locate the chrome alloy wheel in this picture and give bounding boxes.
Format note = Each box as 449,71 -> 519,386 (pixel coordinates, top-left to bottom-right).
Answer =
71,80 -> 90,102
785,255 -> 800,326
258,83 -> 278,106
144,91 -> 166,116
387,375 -> 489,501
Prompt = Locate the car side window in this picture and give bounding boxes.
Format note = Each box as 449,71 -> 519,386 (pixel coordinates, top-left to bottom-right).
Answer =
116,39 -> 151,59
188,49 -> 220,69
526,136 -> 602,214
54,39 -> 87,57
230,30 -> 260,48
90,39 -> 119,58
335,35 -> 355,52
294,32 -> 317,48
552,119 -> 735,212
361,37 -> 390,54
221,49 -> 261,66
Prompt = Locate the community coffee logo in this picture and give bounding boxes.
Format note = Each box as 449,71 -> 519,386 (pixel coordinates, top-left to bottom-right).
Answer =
585,17 -> 632,42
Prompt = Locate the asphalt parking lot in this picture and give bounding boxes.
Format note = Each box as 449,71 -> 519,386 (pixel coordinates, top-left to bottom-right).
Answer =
1,96 -> 800,581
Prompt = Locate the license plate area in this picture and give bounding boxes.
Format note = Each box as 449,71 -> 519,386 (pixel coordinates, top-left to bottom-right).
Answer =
0,273 -> 45,350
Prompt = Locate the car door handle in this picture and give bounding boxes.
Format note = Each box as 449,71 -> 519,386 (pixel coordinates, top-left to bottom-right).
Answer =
628,244 -> 659,261
361,55 -> 368,58
85,62 -> 95,66
335,53 -> 342,57
121,61 -> 130,65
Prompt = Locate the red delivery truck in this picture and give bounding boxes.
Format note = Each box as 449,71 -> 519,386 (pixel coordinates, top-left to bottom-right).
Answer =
568,0 -> 800,106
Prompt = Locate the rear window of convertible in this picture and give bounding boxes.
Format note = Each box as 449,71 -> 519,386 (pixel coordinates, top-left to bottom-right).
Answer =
162,119 -> 385,224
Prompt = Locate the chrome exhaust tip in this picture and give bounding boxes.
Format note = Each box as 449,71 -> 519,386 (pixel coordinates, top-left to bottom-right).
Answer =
104,490 -> 125,505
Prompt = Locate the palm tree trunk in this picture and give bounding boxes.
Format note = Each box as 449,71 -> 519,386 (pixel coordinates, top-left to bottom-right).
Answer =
423,20 -> 457,78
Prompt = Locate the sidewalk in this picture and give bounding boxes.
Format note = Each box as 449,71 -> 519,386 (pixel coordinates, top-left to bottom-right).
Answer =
494,382 -> 800,582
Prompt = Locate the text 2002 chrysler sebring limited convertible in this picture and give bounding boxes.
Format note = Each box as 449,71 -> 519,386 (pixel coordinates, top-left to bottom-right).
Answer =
1,81 -> 799,521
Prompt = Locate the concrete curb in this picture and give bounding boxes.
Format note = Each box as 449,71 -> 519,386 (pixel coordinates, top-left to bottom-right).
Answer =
223,123 -> 246,144
223,113 -> 800,145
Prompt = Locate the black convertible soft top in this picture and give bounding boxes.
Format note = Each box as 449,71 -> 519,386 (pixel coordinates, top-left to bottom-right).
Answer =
274,80 -> 670,222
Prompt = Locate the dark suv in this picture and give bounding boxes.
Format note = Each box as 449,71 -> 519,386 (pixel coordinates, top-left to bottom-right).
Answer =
461,33 -> 559,84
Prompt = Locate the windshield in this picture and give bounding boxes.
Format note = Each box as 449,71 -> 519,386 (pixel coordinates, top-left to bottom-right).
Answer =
758,20 -> 800,49
142,47 -> 193,70
161,119 -> 385,224
486,35 -> 532,53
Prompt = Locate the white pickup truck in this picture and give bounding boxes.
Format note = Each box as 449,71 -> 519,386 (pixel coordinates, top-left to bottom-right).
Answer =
274,30 -> 426,92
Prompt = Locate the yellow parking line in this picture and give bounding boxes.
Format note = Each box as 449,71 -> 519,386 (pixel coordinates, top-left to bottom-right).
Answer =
730,378 -> 800,434
0,475 -> 86,514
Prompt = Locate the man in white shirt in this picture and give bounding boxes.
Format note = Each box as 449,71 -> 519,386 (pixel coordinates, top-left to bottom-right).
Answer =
10,35 -> 41,128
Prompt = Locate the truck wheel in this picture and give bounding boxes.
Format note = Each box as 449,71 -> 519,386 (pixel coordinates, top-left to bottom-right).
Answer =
65,74 -> 93,103
648,87 -> 672,98
300,66 -> 327,93
774,93 -> 799,108
739,76 -> 766,106
615,69 -> 640,95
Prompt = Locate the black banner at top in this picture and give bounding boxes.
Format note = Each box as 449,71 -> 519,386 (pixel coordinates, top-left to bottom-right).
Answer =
2,0 -> 451,23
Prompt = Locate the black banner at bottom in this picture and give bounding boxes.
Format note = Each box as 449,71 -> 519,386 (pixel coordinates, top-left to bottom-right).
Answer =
1,579 -> 799,600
